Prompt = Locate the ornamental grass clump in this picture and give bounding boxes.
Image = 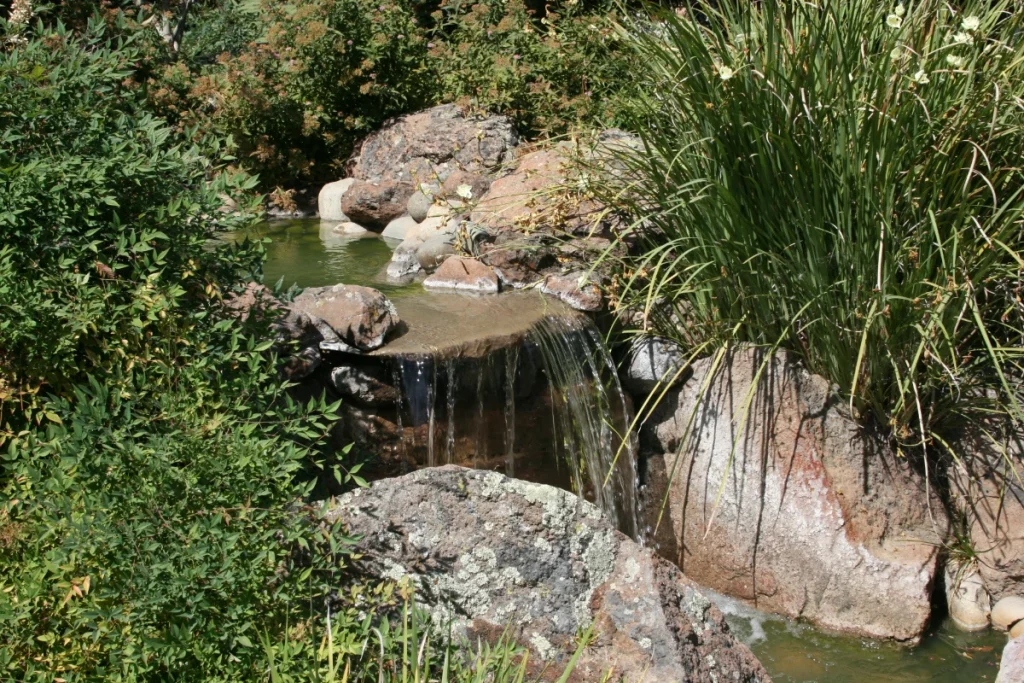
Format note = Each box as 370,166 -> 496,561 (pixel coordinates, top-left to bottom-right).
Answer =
598,0 -> 1024,467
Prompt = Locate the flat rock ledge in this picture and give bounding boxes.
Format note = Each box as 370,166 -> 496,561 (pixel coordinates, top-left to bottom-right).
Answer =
324,466 -> 770,683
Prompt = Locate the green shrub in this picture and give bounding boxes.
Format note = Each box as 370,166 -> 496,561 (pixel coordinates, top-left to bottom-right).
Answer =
0,16 -> 262,435
598,0 -> 1024,459
131,0 -> 640,191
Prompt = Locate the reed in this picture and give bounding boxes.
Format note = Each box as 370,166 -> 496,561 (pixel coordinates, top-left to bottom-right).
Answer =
593,0 -> 1024,468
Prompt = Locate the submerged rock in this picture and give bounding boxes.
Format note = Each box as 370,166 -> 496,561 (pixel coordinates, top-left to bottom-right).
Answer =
998,635 -> 1024,683
423,256 -> 499,293
291,284 -> 400,352
324,467 -> 770,683
318,178 -> 355,222
642,346 -> 945,642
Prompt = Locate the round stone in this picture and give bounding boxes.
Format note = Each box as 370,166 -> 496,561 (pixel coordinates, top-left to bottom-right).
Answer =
993,596 -> 1024,631
1013,620 -> 1024,639
416,234 -> 456,271
383,215 -> 418,241
945,562 -> 991,631
407,191 -> 432,223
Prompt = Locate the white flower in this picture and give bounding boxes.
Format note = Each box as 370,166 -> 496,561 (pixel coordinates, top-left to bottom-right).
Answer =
886,14 -> 903,29
455,184 -> 474,200
946,54 -> 965,68
962,15 -> 980,32
912,69 -> 930,84
894,3 -> 906,17
953,31 -> 971,44
718,65 -> 735,81
890,46 -> 906,60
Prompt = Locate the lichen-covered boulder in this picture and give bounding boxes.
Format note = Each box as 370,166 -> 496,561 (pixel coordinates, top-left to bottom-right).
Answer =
642,346 -> 946,642
324,466 -> 770,683
352,104 -> 519,187
290,284 -> 400,352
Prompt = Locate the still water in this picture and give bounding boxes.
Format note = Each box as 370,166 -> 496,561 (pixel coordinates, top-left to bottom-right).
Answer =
239,218 -> 1009,682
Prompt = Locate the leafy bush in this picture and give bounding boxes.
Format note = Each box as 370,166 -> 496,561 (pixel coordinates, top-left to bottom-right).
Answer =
0,16 -> 263,435
598,0 -> 1024,460
131,0 -> 640,190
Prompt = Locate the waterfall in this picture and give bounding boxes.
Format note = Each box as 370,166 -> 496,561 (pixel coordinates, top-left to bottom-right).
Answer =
387,313 -> 642,541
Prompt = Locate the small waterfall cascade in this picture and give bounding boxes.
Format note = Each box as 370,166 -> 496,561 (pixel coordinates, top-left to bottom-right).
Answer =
384,313 -> 643,541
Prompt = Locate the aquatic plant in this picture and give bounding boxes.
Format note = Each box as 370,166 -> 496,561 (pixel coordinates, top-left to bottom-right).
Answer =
593,0 -> 1024,477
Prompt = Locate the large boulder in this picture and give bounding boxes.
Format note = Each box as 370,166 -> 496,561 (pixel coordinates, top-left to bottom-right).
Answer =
340,180 -> 414,229
642,346 -> 946,642
318,178 -> 355,222
290,284 -> 400,352
324,467 -> 770,683
352,104 -> 519,188
998,635 -> 1024,683
949,430 -> 1024,602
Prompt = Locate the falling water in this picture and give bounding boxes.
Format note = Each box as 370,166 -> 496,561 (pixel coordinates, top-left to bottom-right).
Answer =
504,346 -> 518,477
530,315 -> 642,540
385,314 -> 642,541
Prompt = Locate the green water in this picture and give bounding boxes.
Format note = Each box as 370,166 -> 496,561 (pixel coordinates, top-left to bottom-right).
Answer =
225,218 -> 420,298
243,218 -> 1008,683
718,593 -> 1007,682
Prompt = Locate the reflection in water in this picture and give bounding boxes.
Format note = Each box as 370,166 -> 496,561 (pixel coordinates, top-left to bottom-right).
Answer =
223,218 -> 419,297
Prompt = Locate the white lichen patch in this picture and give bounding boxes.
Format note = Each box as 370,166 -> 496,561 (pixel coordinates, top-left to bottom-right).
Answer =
529,632 -> 557,661
623,556 -> 641,584
534,536 -> 553,553
571,528 -> 618,627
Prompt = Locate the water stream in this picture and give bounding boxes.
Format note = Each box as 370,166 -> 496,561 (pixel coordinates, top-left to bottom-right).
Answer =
231,218 -> 1008,682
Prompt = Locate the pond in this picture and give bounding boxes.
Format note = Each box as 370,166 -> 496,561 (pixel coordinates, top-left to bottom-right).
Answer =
240,218 -> 1009,683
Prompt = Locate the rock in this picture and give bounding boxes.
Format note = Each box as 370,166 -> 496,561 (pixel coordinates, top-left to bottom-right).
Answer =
407,191 -> 432,223
329,364 -> 399,407
442,170 -> 491,202
324,467 -> 770,683
480,235 -> 559,288
945,561 -> 991,631
1015,621 -> 1024,640
412,215 -> 450,242
224,282 -> 283,323
340,179 -> 414,229
387,243 -> 423,280
331,221 -> 370,236
994,597 -> 1024,632
472,149 -> 565,232
352,104 -> 519,187
540,272 -> 603,312
642,346 -> 946,641
423,257 -> 500,293
416,234 -> 456,271
282,345 -> 322,381
622,337 -> 690,397
949,431 -> 1024,602
426,203 -> 451,220
318,178 -> 355,222
997,635 -> 1024,683
291,284 -> 400,352
382,215 -> 418,241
